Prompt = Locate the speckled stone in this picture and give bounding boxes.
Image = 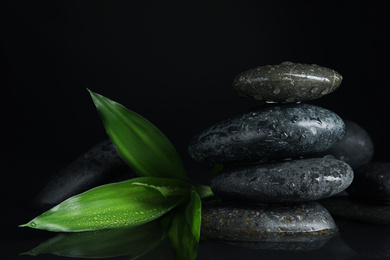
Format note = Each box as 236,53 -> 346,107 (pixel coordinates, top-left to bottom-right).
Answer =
233,61 -> 342,103
201,200 -> 338,242
188,104 -> 345,165
347,162 -> 390,202
211,157 -> 353,203
320,195 -> 390,225
312,120 -> 374,169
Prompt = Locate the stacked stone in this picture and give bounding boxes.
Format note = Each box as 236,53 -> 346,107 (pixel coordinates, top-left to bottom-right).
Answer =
188,62 -> 357,249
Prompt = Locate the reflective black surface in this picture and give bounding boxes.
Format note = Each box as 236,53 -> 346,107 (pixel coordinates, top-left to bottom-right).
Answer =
6,217 -> 390,260
3,162 -> 390,259
2,2 -> 390,260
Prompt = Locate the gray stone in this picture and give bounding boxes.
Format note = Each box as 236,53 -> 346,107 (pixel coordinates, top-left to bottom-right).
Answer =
233,61 -> 342,103
188,104 -> 345,165
320,195 -> 390,225
201,200 -> 338,242
32,140 -> 134,210
211,157 -> 353,203
347,162 -> 390,202
312,120 -> 374,169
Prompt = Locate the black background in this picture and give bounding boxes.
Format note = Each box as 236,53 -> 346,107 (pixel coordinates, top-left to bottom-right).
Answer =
1,1 -> 390,257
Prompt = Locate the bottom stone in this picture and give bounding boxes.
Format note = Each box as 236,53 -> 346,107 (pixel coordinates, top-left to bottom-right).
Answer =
201,200 -> 338,242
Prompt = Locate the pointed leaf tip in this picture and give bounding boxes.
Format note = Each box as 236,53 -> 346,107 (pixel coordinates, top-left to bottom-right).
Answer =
19,221 -> 37,229
19,178 -> 190,232
88,90 -> 187,180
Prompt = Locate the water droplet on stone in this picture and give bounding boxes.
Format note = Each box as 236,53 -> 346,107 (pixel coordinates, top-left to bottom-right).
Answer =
291,116 -> 299,123
273,88 -> 281,94
311,117 -> 322,125
285,97 -> 295,102
280,132 -> 288,140
321,87 -> 330,95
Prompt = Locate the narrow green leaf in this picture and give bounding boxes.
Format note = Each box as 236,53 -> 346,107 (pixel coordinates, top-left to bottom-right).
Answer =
20,177 -> 191,232
21,220 -> 165,258
88,89 -> 187,180
194,184 -> 214,199
168,187 -> 201,260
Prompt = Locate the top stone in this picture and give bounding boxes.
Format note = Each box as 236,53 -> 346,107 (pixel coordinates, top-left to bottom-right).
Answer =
233,61 -> 343,103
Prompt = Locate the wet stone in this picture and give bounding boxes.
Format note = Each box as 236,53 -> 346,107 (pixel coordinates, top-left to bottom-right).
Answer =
201,200 -> 338,242
188,103 -> 345,165
233,61 -> 342,103
32,140 -> 133,210
312,120 -> 374,169
347,162 -> 390,202
211,157 -> 353,203
320,195 -> 390,225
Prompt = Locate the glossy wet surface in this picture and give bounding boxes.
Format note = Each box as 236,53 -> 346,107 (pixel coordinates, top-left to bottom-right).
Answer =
5,217 -> 390,260
4,165 -> 390,260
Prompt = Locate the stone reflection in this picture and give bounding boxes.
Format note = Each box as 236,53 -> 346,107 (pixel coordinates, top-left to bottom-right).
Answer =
218,236 -> 332,251
198,234 -> 356,260
22,219 -> 170,259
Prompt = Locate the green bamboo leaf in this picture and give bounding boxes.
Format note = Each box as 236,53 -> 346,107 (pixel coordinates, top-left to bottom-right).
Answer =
88,89 -> 187,180
168,187 -> 201,260
194,184 -> 214,199
21,219 -> 166,258
20,177 -> 191,232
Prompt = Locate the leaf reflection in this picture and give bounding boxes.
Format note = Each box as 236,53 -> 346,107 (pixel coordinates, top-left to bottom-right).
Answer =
22,218 -> 168,259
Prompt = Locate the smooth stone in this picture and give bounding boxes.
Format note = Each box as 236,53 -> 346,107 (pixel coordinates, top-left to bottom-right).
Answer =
320,195 -> 390,225
312,120 -> 374,169
201,200 -> 338,242
32,140 -> 135,210
188,103 -> 345,165
211,157 -> 353,203
347,162 -> 390,201
233,61 -> 342,103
